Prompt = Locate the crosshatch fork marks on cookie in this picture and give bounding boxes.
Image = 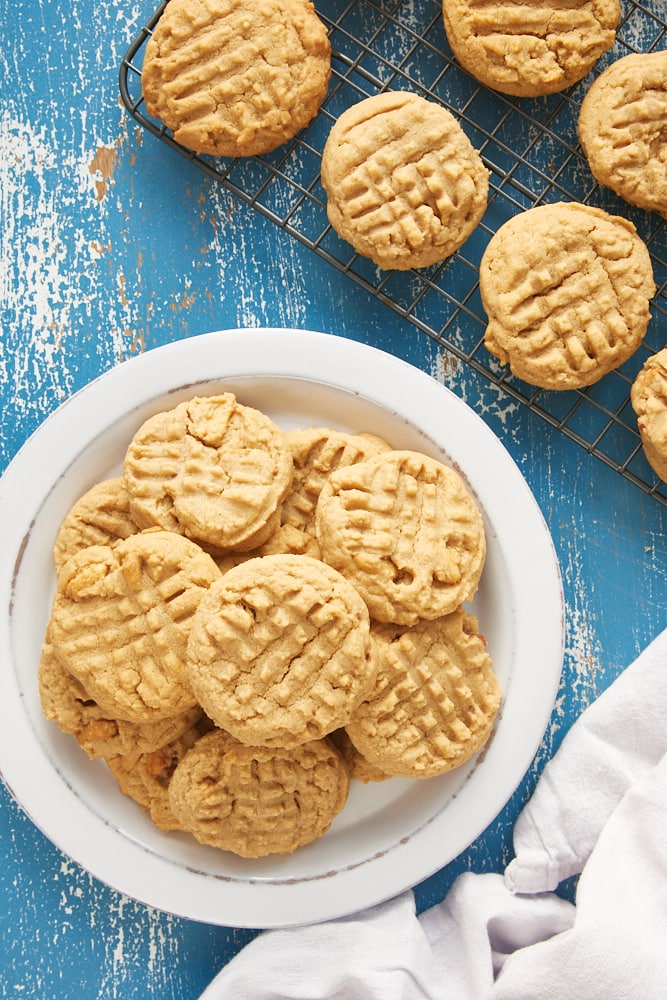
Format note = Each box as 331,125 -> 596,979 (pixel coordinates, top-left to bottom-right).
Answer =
119,0 -> 667,506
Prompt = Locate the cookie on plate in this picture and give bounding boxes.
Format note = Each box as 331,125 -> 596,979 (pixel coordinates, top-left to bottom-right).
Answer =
107,718 -> 209,831
631,348 -> 667,482
141,0 -> 331,157
315,449 -> 486,625
442,0 -> 620,97
185,553 -> 374,748
282,426 -> 392,541
49,530 -> 221,723
168,728 -> 349,856
346,610 -> 501,779
123,394 -> 294,552
578,51 -> 667,219
480,202 -> 655,389
38,632 -> 204,759
321,91 -> 489,270
53,477 -> 138,571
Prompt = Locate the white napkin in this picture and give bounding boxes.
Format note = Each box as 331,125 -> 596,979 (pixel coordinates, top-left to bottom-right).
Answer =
200,628 -> 667,1000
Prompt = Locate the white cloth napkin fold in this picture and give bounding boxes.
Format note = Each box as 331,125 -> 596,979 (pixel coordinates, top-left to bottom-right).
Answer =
200,628 -> 667,1000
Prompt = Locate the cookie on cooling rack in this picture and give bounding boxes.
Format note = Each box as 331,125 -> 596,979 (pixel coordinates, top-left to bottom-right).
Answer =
141,0 -> 331,157
346,610 -> 501,779
315,449 -> 486,625
123,394 -> 294,553
631,348 -> 667,482
53,477 -> 138,571
578,51 -> 667,219
49,530 -> 221,723
168,728 -> 350,857
480,202 -> 656,390
441,0 -> 620,97
185,553 -> 374,748
38,632 -> 204,759
320,91 -> 489,270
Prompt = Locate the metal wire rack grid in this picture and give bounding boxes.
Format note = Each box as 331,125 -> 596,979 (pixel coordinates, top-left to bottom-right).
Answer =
119,0 -> 667,507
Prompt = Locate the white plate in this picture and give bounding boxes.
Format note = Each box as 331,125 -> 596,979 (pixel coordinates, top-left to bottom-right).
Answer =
0,328 -> 563,928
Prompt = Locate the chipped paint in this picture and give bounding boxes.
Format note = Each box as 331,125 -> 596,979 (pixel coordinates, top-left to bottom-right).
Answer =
89,143 -> 118,201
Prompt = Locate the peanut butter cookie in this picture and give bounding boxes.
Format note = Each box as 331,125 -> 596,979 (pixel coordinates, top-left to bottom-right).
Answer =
38,632 -> 204,759
578,51 -> 667,219
346,611 -> 501,779
315,450 -> 486,625
123,394 -> 293,552
321,91 -> 489,270
631,348 -> 667,482
442,0 -> 620,97
168,728 -> 349,857
49,530 -> 221,723
141,0 -> 331,157
281,427 -> 392,545
480,202 -> 655,389
185,553 -> 374,748
107,718 -> 209,831
53,478 -> 138,571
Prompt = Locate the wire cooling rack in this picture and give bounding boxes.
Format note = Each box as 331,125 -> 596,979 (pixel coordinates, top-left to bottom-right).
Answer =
119,0 -> 667,506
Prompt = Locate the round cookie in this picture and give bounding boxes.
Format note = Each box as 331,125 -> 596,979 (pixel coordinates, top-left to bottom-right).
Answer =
315,450 -> 486,625
321,91 -> 489,270
442,0 -> 620,98
49,530 -> 221,723
631,348 -> 667,482
480,202 -> 656,390
578,51 -> 667,219
38,634 -> 204,759
168,729 -> 349,857
53,477 -> 138,571
346,610 -> 501,779
141,0 -> 331,158
123,394 -> 294,552
107,719 -> 209,832
282,426 -> 392,540
185,553 -> 374,748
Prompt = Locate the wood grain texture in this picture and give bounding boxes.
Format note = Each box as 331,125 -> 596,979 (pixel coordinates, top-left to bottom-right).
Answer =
1,0 -> 665,996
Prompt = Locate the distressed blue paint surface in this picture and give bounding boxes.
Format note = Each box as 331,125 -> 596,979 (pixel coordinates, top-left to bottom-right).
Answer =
1,0 -> 666,996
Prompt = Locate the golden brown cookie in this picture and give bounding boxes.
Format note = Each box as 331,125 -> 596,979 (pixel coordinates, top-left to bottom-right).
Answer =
346,610 -> 501,779
107,719 -> 209,831
321,91 -> 489,270
315,450 -> 486,625
185,553 -> 374,748
123,394 -> 294,552
631,348 -> 667,482
141,0 -> 331,157
578,51 -> 667,219
480,202 -> 656,389
53,478 -> 138,571
168,729 -> 349,856
281,426 -> 392,543
49,530 -> 221,723
38,633 -> 204,759
442,0 -> 620,97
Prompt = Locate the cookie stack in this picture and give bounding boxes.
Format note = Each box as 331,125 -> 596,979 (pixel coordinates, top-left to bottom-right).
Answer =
40,393 -> 500,858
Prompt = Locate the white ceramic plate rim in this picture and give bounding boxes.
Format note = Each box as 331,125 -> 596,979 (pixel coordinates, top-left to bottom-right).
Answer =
0,328 -> 564,927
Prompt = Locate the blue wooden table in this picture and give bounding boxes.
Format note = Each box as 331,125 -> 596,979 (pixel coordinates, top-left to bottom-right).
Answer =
1,1 -> 665,996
